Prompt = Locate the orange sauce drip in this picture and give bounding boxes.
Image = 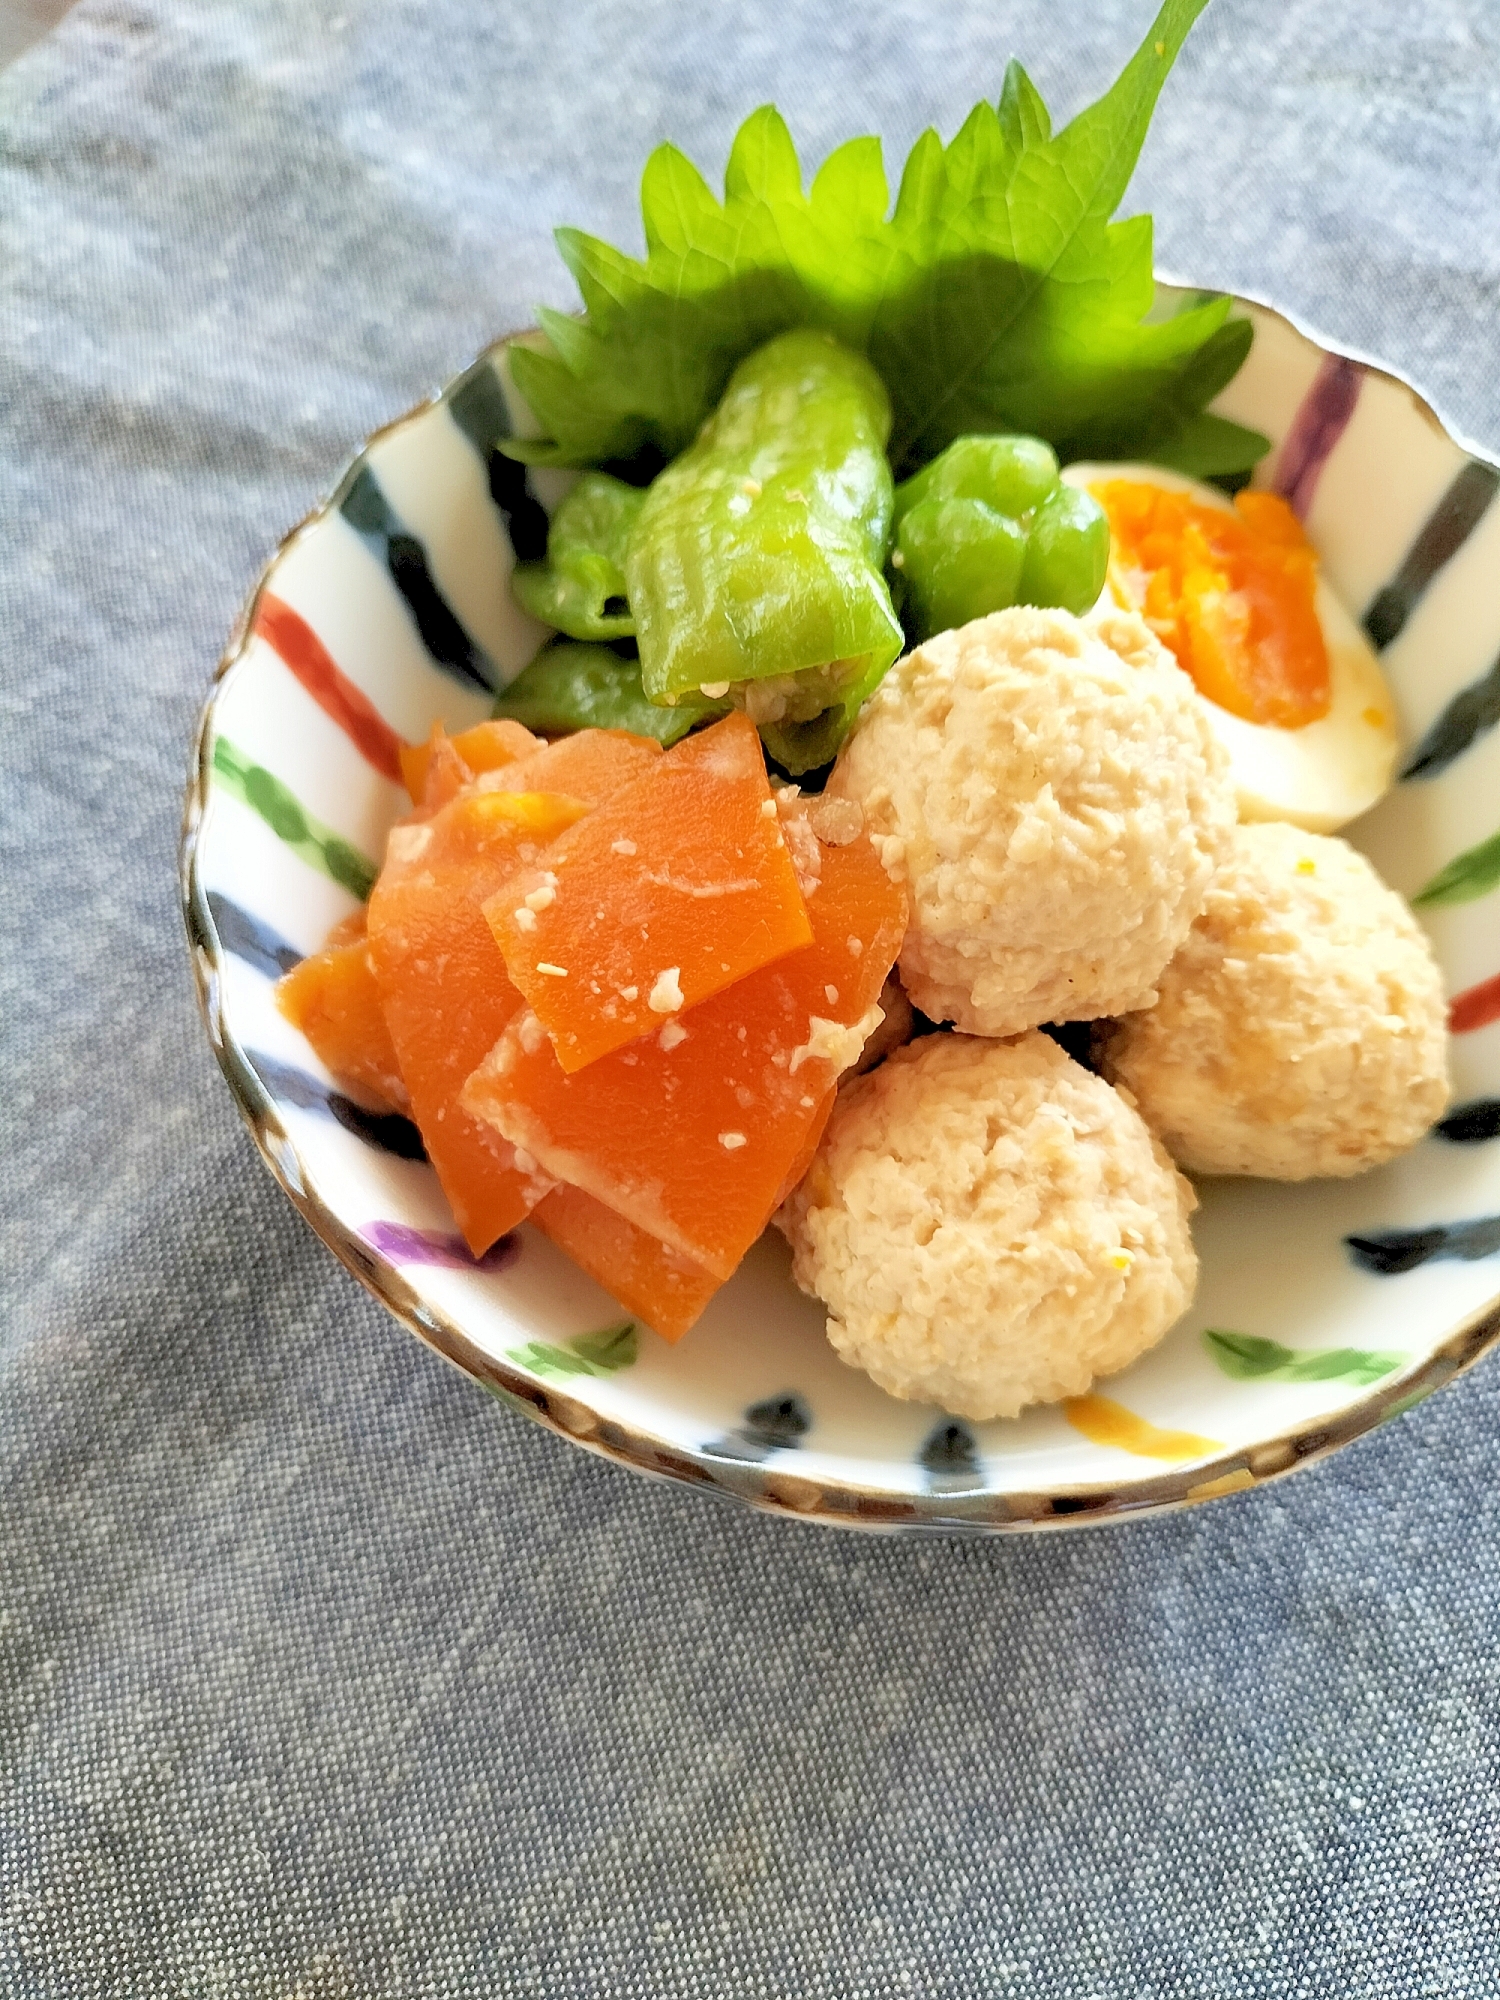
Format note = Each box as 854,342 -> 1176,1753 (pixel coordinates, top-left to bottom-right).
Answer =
1091,482 -> 1331,728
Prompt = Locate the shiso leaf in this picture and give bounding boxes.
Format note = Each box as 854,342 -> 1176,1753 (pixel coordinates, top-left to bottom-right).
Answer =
506,0 -> 1267,478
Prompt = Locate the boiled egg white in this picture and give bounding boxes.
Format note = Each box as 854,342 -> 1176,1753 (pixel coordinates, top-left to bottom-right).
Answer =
1061,462 -> 1399,834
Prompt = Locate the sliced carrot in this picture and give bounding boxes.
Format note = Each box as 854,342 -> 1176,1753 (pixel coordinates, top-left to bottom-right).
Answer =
463,802 -> 907,1279
531,1184 -> 723,1343
417,733 -> 476,812
276,933 -> 410,1114
399,717 -> 542,804
770,1087 -> 836,1211
487,727 -> 662,806
323,906 -> 370,950
454,716 -> 545,770
368,728 -> 662,1254
484,712 -> 813,1074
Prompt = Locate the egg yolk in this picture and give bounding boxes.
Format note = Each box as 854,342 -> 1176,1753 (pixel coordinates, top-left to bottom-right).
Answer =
1090,482 -> 1331,729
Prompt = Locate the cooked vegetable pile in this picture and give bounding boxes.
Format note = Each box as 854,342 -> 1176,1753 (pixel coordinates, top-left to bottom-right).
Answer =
272,0 -> 1450,1420
281,712 -> 907,1339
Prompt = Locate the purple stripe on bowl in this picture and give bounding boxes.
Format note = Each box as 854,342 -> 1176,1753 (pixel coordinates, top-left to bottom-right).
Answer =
359,1220 -> 521,1272
1272,354 -> 1362,519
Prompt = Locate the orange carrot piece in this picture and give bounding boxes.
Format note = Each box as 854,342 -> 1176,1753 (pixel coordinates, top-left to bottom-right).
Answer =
399,717 -> 542,804
368,729 -> 663,1254
485,727 -> 662,806
485,712 -> 813,1074
418,734 -> 475,812
463,803 -> 907,1280
276,934 -> 411,1114
531,1184 -> 723,1343
770,1087 -> 836,1211
454,717 -> 545,770
323,907 -> 370,950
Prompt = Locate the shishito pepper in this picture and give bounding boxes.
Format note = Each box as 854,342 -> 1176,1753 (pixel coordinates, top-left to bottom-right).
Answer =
509,473 -> 645,642
624,329 -> 904,774
492,640 -> 724,746
890,434 -> 1110,642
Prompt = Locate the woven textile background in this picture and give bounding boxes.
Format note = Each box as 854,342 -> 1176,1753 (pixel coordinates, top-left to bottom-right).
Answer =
4,2 -> 1500,1993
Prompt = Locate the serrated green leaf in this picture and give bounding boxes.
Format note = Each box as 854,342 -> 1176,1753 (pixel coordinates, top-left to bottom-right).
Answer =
725,104 -> 803,207
1148,411 -> 1272,478
535,305 -> 597,378
501,0 -> 1263,478
1000,62 -> 1051,157
809,136 -> 889,228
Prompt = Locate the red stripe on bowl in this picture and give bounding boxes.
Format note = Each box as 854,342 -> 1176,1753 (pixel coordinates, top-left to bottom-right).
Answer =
255,592 -> 406,785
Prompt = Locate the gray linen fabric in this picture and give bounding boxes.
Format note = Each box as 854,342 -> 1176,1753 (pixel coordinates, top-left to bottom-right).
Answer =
4,1 -> 1500,1992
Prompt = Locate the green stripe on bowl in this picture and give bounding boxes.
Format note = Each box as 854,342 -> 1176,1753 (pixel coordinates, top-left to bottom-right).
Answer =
1413,826 -> 1500,909
211,734 -> 377,898
1204,1329 -> 1405,1385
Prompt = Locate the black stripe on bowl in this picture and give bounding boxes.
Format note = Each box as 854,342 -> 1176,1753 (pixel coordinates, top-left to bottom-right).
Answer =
1434,1100 -> 1500,1144
919,1419 -> 987,1495
447,362 -> 551,563
703,1392 -> 812,1463
339,463 -> 496,692
1401,650 -> 1500,780
1346,1214 -> 1500,1275
1363,460 -> 1500,651
206,891 -> 302,979
245,1048 -> 427,1161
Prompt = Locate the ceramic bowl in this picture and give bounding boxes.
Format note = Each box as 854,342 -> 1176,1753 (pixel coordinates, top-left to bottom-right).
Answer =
181,286 -> 1500,1530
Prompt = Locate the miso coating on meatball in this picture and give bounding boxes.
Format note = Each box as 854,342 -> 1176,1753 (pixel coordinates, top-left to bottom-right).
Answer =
1096,821 -> 1451,1179
780,1031 -> 1198,1421
827,605 -> 1236,1037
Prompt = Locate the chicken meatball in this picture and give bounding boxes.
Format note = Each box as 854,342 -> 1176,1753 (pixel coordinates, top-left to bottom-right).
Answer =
827,605 -> 1235,1037
1096,821 -> 1450,1178
781,1031 -> 1198,1420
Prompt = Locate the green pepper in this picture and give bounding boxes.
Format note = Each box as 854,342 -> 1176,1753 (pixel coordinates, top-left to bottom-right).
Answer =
491,641 -> 722,746
893,498 -> 1029,641
890,433 -> 1109,641
509,473 -> 645,641
894,434 -> 1059,524
1018,484 -> 1111,616
624,329 -> 903,775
